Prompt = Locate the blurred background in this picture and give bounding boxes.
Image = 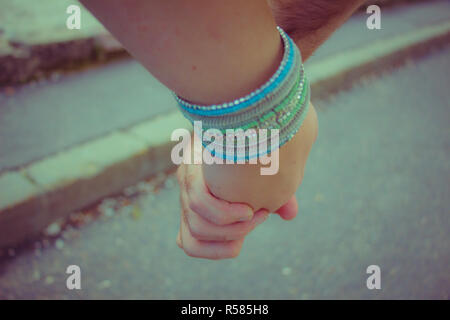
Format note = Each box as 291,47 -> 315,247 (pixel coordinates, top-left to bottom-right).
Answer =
0,0 -> 449,299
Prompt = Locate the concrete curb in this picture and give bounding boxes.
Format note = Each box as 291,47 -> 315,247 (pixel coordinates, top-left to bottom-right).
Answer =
1,21 -> 449,249
308,21 -> 450,100
0,112 -> 191,248
0,34 -> 128,87
0,0 -> 127,87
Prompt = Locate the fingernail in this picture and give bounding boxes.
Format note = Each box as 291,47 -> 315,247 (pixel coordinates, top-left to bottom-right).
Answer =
238,208 -> 253,222
239,215 -> 252,222
255,214 -> 269,226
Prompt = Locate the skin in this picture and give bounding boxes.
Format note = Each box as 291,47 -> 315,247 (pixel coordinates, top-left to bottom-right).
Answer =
268,0 -> 366,59
175,132 -> 299,259
204,0 -> 365,212
80,0 -> 364,259
203,102 -> 318,212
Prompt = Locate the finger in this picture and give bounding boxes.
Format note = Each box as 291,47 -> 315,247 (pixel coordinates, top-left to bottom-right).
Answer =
182,192 -> 269,241
176,208 -> 183,248
184,164 -> 253,225
275,195 -> 298,220
176,163 -> 186,185
176,231 -> 182,248
248,209 -> 270,231
179,210 -> 244,260
253,209 -> 270,225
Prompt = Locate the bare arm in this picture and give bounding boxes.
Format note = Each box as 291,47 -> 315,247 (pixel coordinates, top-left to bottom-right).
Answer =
80,0 -> 364,259
80,0 -> 363,213
80,0 -> 310,212
80,0 -> 282,105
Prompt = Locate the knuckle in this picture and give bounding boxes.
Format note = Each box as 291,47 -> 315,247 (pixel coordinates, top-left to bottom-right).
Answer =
188,224 -> 203,240
182,246 -> 197,258
187,194 -> 201,213
183,212 -> 205,240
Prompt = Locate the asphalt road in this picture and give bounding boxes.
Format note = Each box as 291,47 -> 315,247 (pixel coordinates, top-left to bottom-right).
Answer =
0,44 -> 448,299
1,0 -> 449,173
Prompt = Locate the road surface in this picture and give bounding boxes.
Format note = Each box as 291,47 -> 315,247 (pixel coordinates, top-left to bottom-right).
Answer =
0,44 -> 449,299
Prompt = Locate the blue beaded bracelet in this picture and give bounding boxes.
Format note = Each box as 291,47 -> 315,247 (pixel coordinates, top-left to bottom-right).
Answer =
173,26 -> 299,116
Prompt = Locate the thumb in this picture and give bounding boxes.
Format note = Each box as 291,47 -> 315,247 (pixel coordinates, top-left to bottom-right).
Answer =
274,195 -> 298,220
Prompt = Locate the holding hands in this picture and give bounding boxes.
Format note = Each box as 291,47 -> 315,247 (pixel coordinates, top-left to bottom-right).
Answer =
176,155 -> 299,260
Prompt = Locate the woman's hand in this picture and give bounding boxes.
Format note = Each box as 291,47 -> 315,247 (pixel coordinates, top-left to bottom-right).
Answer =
203,103 -> 318,213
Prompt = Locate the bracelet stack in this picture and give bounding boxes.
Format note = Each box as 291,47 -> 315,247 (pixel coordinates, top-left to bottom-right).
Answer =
173,26 -> 310,161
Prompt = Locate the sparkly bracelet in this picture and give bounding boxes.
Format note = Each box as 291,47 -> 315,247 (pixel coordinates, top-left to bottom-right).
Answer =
174,26 -> 299,116
173,26 -> 310,161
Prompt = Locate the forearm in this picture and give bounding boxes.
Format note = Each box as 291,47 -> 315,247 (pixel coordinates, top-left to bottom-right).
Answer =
80,0 -> 282,104
80,0 -> 299,210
